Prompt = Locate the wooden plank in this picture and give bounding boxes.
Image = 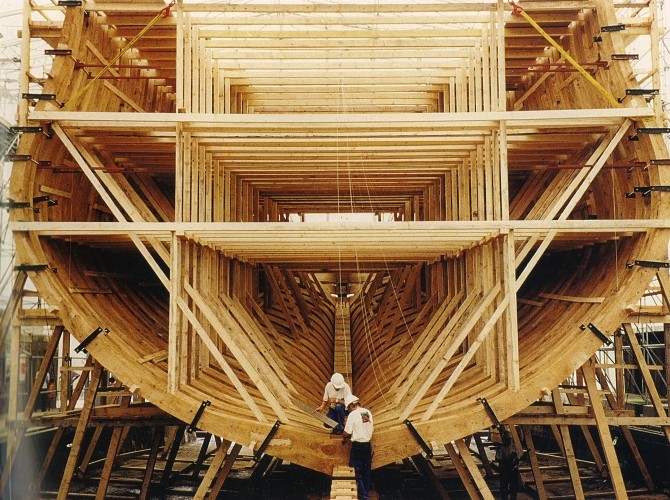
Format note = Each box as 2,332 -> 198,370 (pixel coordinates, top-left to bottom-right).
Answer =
292,399 -> 338,428
138,426 -> 164,500
208,442 -> 242,499
444,442 -> 479,499
95,426 -> 125,500
57,362 -> 103,500
522,425 -> 548,500
454,439 -> 494,500
0,271 -> 27,350
552,388 -> 584,499
581,360 -> 627,499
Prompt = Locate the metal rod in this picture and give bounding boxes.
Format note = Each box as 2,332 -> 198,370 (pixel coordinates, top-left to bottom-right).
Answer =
253,420 -> 281,461
404,419 -> 433,458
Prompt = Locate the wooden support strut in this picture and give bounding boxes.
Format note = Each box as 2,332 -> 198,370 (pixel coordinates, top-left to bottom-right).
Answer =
57,362 -> 104,500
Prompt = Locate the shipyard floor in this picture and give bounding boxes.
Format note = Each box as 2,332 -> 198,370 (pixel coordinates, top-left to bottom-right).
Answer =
7,428 -> 668,499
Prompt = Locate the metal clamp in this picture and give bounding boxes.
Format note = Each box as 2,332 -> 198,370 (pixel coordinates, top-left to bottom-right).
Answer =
74,327 -> 109,353
188,400 -> 211,432
477,397 -> 502,431
254,420 -> 281,461
404,419 -> 433,458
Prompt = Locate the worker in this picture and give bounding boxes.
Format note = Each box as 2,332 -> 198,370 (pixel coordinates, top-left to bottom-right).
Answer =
316,372 -> 351,434
342,394 -> 373,500
497,429 -> 524,500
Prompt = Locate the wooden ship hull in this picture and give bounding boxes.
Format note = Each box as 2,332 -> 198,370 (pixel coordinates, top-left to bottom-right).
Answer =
9,0 -> 670,474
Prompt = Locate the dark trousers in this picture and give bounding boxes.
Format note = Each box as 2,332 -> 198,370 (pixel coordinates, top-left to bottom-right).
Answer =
349,441 -> 372,500
499,468 -> 519,500
326,403 -> 346,431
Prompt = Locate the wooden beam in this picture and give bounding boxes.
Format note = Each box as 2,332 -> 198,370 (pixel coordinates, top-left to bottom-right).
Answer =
552,388 -> 585,499
521,425 -> 548,500
0,325 -> 63,493
184,283 -> 289,421
422,293 -> 510,420
0,271 -> 28,351
138,426 -> 164,500
454,439 -> 495,500
444,443 -> 480,499
57,362 -> 103,500
581,360 -> 627,499
623,323 -> 670,442
207,442 -> 242,499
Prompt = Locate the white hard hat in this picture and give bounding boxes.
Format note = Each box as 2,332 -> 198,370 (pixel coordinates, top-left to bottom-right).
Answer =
344,394 -> 359,407
331,373 -> 345,389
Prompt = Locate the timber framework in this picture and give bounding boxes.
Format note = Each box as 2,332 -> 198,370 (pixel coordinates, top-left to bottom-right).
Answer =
1,0 -> 669,496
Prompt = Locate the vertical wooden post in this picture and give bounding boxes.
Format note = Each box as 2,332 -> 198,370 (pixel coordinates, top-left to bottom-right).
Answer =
59,331 -> 70,411
160,425 -> 187,487
4,325 -> 21,496
18,0 -> 31,126
614,331 -> 625,409
0,326 -> 63,493
521,426 -> 548,500
503,230 -> 519,390
552,388 -> 585,498
168,231 -> 181,394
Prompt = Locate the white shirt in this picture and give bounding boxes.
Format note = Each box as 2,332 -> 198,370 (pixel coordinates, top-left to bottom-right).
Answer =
322,381 -> 352,403
344,406 -> 373,442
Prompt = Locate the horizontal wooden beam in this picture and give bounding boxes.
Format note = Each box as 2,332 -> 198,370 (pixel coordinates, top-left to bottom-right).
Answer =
11,220 -> 669,235
28,108 -> 653,131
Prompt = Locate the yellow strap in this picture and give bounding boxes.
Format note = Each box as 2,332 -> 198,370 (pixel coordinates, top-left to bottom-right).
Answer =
62,5 -> 172,110
517,9 -> 621,108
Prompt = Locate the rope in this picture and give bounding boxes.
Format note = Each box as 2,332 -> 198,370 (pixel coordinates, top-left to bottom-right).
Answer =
61,1 -> 176,110
509,1 -> 621,108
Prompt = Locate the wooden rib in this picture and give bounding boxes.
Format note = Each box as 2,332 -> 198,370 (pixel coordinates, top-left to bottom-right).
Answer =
422,292 -> 509,420
176,295 -> 267,422
184,282 -> 289,421
399,283 -> 501,421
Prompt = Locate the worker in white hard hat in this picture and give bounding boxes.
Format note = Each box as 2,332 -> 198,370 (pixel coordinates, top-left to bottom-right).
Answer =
316,372 -> 352,434
342,394 -> 373,500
